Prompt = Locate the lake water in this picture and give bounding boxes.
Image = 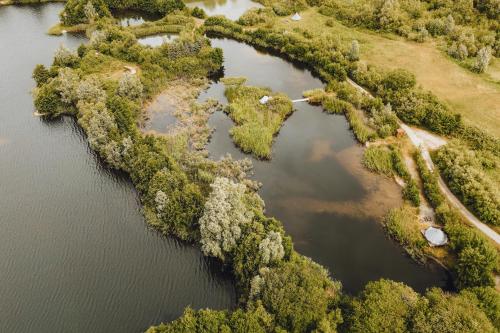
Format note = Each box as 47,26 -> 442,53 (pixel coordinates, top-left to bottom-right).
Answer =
197,38 -> 452,293
0,4 -> 235,333
185,0 -> 263,20
138,33 -> 179,47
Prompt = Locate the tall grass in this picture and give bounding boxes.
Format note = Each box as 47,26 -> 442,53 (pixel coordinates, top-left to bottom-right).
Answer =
224,83 -> 293,159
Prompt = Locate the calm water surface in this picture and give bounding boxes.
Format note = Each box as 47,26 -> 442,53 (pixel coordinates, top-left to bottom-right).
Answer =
0,4 -> 235,333
197,39 -> 451,293
185,0 -> 262,20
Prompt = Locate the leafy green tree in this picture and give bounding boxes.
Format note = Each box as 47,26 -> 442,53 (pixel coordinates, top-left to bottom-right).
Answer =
344,279 -> 419,333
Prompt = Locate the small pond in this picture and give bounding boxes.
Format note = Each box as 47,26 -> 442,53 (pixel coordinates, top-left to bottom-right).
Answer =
138,33 -> 179,47
185,0 -> 263,20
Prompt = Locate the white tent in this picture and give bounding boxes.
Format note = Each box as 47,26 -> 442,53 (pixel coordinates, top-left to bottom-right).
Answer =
423,227 -> 448,246
291,13 -> 301,21
259,96 -> 270,104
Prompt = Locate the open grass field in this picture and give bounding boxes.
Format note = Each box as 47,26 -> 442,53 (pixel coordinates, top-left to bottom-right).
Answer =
274,9 -> 500,138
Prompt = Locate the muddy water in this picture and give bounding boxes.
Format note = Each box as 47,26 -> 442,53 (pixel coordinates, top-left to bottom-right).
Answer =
198,39 -> 451,293
0,4 -> 235,333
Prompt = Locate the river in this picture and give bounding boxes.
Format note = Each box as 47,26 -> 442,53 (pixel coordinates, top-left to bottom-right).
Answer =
0,4 -> 235,333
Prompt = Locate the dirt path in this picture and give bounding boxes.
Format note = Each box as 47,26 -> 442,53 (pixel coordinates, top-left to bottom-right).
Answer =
347,78 -> 500,245
402,124 -> 500,245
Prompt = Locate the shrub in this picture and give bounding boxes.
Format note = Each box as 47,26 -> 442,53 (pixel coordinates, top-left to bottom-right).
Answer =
32,64 -> 51,87
362,146 -> 394,176
433,143 -> 500,226
191,6 -> 206,19
384,206 -> 426,261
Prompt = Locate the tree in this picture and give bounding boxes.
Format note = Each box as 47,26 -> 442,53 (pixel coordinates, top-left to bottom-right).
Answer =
345,279 -> 420,333
199,177 -> 253,260
411,288 -> 496,333
84,1 -> 98,23
118,73 -> 143,99
455,246 -> 496,289
474,47 -> 492,73
249,258 -> 341,333
32,64 -> 51,87
258,231 -> 285,265
57,68 -> 79,104
53,44 -> 79,67
348,40 -> 360,61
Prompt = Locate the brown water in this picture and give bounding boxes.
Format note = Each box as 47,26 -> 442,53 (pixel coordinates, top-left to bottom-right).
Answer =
0,4 -> 235,333
198,38 -> 452,293
185,0 -> 263,20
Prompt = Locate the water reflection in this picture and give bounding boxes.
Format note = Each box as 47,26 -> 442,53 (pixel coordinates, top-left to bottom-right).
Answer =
199,38 -> 451,293
185,0 -> 263,20
138,33 -> 179,47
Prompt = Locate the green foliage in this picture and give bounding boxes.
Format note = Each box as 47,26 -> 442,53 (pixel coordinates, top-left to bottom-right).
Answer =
343,280 -> 497,333
224,84 -> 293,159
32,64 -> 51,87
148,169 -> 204,241
411,288 -> 496,333
343,279 -> 420,333
463,287 -> 500,330
433,142 -> 500,226
250,257 -> 342,333
33,80 -> 68,117
444,221 -> 498,289
191,7 -> 206,19
61,0 -> 185,25
362,146 -> 394,176
384,206 -> 426,261
414,150 -> 444,208
402,178 -> 420,207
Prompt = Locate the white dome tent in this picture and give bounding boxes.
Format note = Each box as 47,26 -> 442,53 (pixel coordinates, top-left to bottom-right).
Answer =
423,227 -> 448,246
291,13 -> 301,21
259,95 -> 270,104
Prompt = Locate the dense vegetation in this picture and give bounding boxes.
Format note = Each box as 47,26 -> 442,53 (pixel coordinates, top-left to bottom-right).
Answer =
32,1 -> 499,332
318,0 -> 499,73
223,81 -> 293,159
433,142 -> 500,226
414,151 -> 498,290
60,0 -> 185,25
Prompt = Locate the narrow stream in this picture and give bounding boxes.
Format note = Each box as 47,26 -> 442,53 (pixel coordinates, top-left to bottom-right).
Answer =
0,4 -> 235,333
199,39 -> 452,293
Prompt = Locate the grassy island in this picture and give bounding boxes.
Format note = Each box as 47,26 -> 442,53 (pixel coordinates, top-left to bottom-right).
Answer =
224,80 -> 293,159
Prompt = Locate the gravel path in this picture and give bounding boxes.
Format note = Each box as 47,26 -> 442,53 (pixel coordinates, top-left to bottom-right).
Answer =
347,78 -> 500,244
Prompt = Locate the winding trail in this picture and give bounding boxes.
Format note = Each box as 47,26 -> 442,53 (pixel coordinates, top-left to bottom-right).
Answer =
346,79 -> 500,245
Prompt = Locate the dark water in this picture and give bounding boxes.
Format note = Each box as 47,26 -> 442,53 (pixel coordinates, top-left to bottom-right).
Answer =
0,4 -> 235,333
185,0 -> 262,20
114,9 -> 162,27
197,38 -> 451,293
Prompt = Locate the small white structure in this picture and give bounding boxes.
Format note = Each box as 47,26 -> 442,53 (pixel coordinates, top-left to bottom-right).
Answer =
259,96 -> 270,105
291,13 -> 301,21
423,227 -> 448,246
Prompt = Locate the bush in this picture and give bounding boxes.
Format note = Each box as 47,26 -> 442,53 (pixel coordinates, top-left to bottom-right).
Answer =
433,143 -> 500,226
362,146 -> 394,176
384,206 -> 426,261
191,6 -> 206,19
32,64 -> 51,87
